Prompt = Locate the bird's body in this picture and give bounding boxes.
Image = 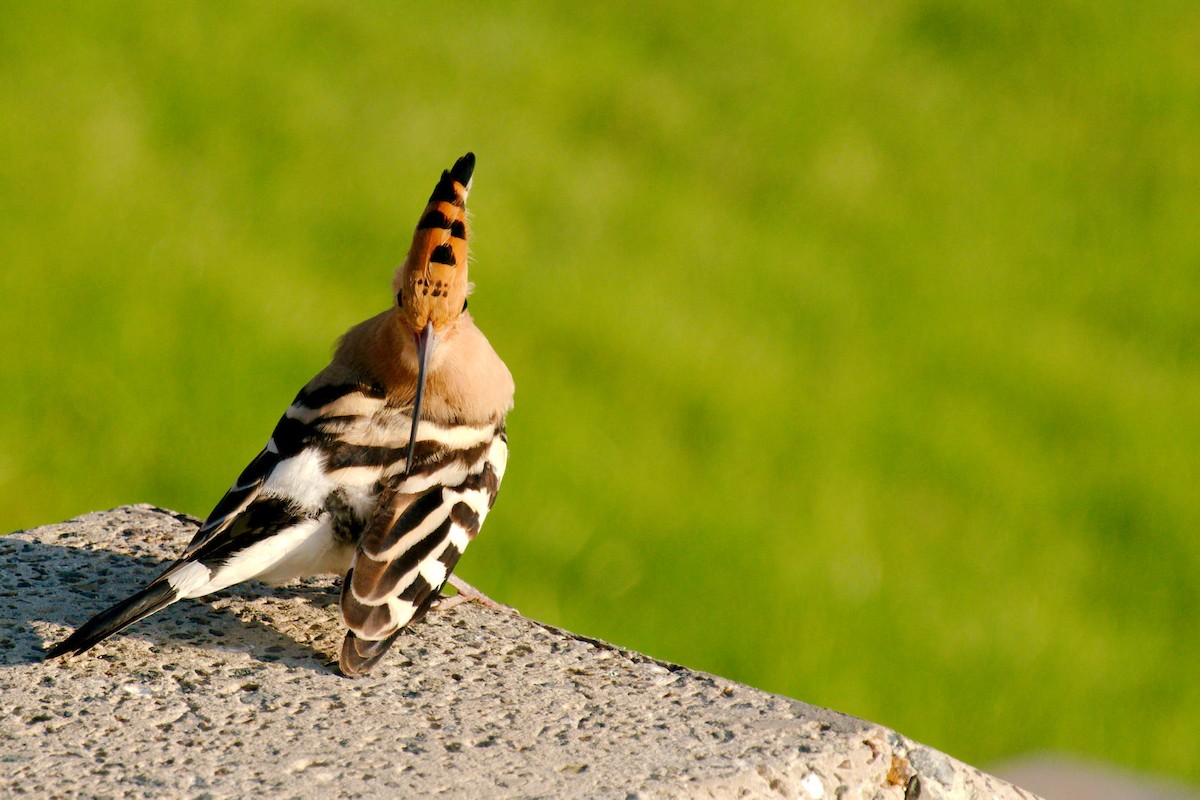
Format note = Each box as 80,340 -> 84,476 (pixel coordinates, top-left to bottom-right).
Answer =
47,153 -> 513,676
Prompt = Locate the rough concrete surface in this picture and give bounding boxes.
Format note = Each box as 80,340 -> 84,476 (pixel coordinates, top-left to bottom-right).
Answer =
2,506 -> 1040,799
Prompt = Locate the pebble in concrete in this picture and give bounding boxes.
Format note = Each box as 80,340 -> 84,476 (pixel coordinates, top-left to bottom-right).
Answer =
1,505 -> 1041,799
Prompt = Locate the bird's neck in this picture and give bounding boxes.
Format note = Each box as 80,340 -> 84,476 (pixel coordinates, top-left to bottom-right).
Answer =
334,309 -> 513,427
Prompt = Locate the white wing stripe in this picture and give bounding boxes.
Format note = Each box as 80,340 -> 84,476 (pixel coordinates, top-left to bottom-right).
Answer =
374,505 -> 453,563
166,561 -> 212,597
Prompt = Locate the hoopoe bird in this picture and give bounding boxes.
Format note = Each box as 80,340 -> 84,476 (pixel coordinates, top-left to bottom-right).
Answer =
46,153 -> 514,676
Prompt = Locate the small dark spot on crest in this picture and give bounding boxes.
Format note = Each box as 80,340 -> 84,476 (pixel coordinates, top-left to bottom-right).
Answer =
450,220 -> 467,239
418,210 -> 451,230
430,244 -> 456,265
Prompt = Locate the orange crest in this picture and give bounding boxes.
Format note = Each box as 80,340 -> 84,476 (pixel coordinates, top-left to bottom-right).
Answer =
393,153 -> 475,333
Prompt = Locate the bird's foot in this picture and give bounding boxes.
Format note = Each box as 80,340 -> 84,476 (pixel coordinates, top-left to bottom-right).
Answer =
434,575 -> 519,615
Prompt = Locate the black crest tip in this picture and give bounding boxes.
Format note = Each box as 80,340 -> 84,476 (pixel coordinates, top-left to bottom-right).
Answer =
450,152 -> 475,186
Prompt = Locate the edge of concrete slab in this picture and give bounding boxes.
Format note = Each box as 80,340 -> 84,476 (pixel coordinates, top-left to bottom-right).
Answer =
1,505 -> 1040,799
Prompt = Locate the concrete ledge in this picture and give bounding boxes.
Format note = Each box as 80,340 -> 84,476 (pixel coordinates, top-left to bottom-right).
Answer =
1,505 -> 1040,798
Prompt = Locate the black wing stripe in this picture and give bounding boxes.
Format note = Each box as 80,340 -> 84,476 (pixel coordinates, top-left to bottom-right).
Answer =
437,541 -> 462,570
397,573 -> 433,604
449,501 -> 480,539
194,496 -> 315,566
352,516 -> 451,603
201,450 -> 273,526
324,442 -> 408,471
458,461 -> 500,504
370,488 -> 445,556
383,517 -> 453,587
295,382 -> 385,410
271,414 -> 317,456
322,437 -> 490,475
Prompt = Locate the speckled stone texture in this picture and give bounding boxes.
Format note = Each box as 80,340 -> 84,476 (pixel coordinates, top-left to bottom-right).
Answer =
2,506 -> 1039,799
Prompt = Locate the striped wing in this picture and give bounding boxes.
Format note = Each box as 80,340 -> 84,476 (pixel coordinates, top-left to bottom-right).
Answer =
46,381 -> 389,657
180,447 -> 278,561
174,381 -> 388,568
339,430 -> 507,675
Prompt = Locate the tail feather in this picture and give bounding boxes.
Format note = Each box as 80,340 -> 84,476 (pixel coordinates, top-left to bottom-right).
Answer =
45,581 -> 179,659
338,588 -> 440,677
338,629 -> 404,677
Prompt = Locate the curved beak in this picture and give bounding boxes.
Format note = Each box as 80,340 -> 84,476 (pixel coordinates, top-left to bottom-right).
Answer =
404,320 -> 436,475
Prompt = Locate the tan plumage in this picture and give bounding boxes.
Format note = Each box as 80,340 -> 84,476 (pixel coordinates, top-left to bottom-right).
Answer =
322,307 -> 513,427
46,153 -> 514,677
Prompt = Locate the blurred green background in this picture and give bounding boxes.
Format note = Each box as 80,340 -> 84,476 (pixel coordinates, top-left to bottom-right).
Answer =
2,0 -> 1197,784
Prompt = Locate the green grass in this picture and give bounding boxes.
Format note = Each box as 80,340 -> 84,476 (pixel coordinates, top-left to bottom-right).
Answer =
2,0 -> 1197,783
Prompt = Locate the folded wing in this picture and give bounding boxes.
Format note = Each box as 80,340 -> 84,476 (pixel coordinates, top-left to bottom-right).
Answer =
339,430 -> 507,675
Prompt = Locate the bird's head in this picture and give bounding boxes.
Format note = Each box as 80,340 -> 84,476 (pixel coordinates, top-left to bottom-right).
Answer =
393,152 -> 476,472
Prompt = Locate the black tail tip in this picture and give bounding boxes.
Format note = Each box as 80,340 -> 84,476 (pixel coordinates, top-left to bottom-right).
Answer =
44,642 -> 70,660
450,152 -> 475,186
338,629 -> 403,677
44,636 -> 82,660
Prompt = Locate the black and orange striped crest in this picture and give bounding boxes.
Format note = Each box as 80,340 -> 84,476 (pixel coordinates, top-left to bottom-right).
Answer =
393,153 -> 474,333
